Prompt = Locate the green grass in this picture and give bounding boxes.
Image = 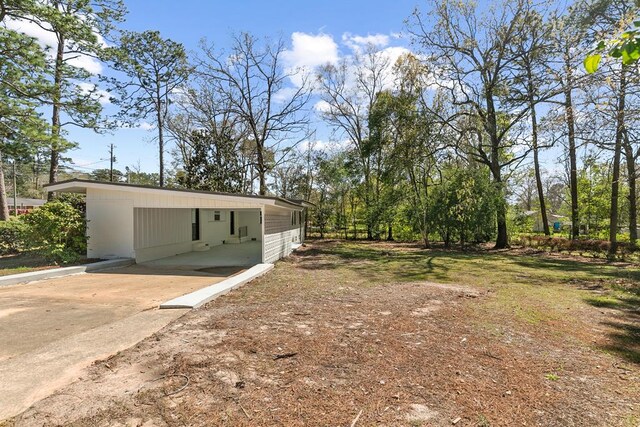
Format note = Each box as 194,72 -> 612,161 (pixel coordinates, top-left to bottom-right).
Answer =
0,253 -> 58,276
302,240 -> 640,363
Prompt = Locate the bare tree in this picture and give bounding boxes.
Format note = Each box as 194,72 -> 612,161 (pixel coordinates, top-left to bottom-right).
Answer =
166,74 -> 252,193
196,33 -> 312,195
411,0 -> 536,248
316,44 -> 392,239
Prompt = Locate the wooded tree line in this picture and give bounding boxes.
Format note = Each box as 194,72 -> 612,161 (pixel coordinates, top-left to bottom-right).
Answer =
1,0 -> 638,256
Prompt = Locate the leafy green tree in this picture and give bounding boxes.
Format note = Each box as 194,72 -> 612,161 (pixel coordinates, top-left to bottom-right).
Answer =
89,168 -> 124,183
17,0 -> 127,193
21,199 -> 86,263
317,44 -> 391,238
108,30 -> 191,187
585,19 -> 640,73
176,129 -> 245,193
411,0 -> 537,248
0,14 -> 51,219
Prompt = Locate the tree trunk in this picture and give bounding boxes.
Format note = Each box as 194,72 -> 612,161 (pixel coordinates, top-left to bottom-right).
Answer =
386,223 -> 393,241
495,199 -> 508,249
491,157 -> 508,249
256,143 -> 266,195
48,34 -> 65,200
0,150 -> 10,221
609,67 -> 627,257
157,114 -> 164,187
624,133 -> 637,249
527,80 -> 550,236
563,58 -> 580,239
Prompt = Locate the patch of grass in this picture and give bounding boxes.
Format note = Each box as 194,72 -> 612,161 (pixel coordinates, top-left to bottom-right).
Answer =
545,373 -> 559,381
0,266 -> 40,276
477,414 -> 491,427
296,240 -> 640,364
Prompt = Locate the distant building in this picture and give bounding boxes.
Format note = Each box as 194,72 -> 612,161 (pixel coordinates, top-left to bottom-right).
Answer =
522,210 -> 571,233
8,198 -> 46,215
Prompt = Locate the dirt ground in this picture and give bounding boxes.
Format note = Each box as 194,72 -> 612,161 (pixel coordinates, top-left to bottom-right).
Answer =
4,240 -> 640,427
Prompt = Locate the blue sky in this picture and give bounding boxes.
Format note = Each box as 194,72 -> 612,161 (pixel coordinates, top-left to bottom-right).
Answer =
65,0 -> 420,175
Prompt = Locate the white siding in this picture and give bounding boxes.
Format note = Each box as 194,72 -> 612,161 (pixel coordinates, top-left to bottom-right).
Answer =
81,186 -> 304,263
86,199 -> 134,259
133,208 -> 193,262
134,208 -> 191,249
263,206 -> 303,263
87,187 -> 262,210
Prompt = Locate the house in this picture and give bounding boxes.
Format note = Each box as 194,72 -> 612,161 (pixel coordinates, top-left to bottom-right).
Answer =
45,179 -> 312,265
521,210 -> 571,233
8,198 -> 46,215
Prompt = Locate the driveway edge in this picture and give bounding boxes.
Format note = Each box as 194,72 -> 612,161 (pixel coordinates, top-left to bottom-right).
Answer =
0,258 -> 136,287
160,263 -> 275,309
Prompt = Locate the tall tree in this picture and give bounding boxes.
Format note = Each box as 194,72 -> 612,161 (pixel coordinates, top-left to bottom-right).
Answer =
411,0 -> 535,248
12,0 -> 127,196
109,30 -> 190,187
0,7 -> 51,219
512,10 -> 555,235
317,44 -> 392,238
197,33 -> 312,195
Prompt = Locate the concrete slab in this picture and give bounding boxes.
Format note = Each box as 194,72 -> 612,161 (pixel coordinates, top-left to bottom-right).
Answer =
142,241 -> 262,270
0,308 -> 186,420
0,264 -> 241,420
0,265 -> 228,361
0,258 -> 135,287
160,263 -> 274,309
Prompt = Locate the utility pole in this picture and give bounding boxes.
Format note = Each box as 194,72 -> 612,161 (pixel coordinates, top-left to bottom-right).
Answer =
109,144 -> 115,182
12,160 -> 17,216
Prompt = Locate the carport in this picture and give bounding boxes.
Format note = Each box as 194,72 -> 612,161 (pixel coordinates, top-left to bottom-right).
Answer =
45,179 -> 311,265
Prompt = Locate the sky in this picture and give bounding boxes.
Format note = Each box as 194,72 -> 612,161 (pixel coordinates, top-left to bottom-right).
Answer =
30,0 -> 421,175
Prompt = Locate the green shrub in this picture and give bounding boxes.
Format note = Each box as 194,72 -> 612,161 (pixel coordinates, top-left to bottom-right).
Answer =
21,200 -> 87,264
0,219 -> 27,255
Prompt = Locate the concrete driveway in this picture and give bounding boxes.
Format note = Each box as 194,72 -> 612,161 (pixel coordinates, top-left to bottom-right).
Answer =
0,264 -> 240,420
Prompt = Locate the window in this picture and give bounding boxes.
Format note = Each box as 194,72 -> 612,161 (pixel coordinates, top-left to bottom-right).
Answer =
207,210 -> 223,222
230,211 -> 235,235
191,208 -> 200,241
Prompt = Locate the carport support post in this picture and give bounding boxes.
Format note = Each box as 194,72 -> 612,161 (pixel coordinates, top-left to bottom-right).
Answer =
261,206 -> 265,263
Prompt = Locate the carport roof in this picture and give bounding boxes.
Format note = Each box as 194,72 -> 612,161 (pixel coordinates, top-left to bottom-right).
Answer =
45,179 -> 310,209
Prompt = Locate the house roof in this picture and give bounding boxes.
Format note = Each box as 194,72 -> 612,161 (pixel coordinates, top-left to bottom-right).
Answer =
44,179 -> 311,210
9,198 -> 46,206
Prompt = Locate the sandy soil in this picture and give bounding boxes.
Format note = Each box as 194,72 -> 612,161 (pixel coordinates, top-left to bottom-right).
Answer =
4,241 -> 639,427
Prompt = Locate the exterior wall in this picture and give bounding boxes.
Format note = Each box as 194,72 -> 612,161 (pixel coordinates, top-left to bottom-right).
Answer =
83,186 -> 303,264
201,209 -> 229,248
133,208 -> 192,262
263,206 -> 304,263
87,187 -> 263,210
86,192 -> 134,259
237,210 -> 261,241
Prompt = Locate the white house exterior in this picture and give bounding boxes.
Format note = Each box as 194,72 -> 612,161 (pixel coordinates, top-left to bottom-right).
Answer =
45,179 -> 310,264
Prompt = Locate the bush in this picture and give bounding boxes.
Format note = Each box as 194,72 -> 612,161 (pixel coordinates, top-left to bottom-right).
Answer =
515,235 -> 635,258
0,219 -> 27,255
21,200 -> 87,264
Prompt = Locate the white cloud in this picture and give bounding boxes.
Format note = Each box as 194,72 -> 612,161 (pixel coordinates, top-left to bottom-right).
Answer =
342,33 -> 390,50
273,87 -> 300,104
138,122 -> 155,130
283,32 -> 339,69
4,17 -> 104,74
314,100 -> 331,113
77,82 -> 112,105
282,32 -> 339,87
299,138 -> 349,152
